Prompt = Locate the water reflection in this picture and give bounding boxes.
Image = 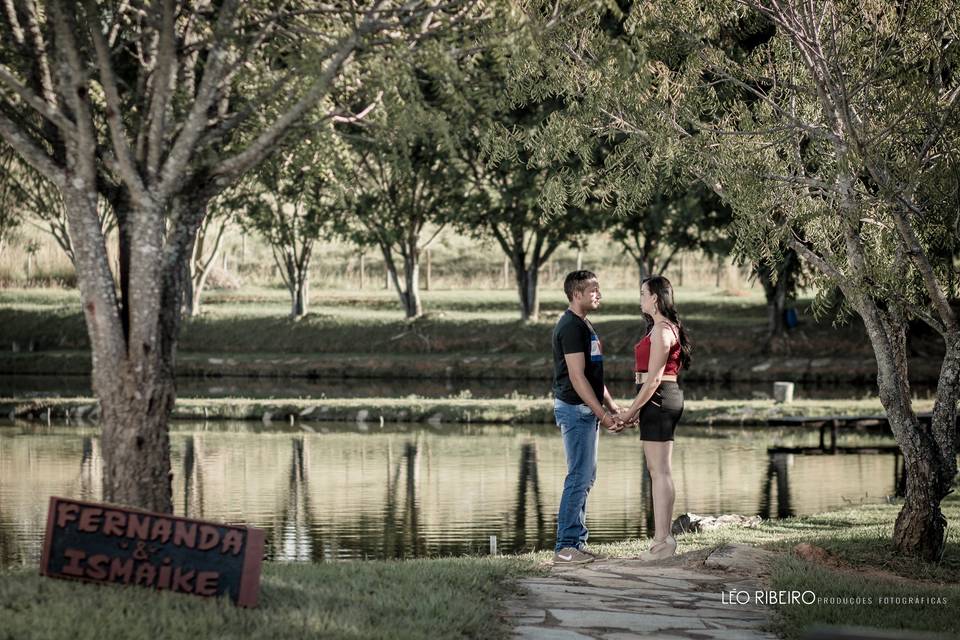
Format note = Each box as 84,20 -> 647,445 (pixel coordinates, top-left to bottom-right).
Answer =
510,442 -> 547,553
0,421 -> 907,567
383,440 -> 425,559
759,453 -> 794,519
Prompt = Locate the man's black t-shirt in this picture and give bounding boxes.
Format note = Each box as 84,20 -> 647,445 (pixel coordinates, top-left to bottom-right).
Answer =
552,309 -> 604,405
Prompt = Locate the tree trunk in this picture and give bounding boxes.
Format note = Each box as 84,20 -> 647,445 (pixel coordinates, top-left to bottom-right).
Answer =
291,275 -> 309,318
861,305 -> 952,561
382,244 -> 423,319
181,259 -> 195,317
635,258 -> 651,295
892,336 -> 959,560
757,250 -> 798,354
757,267 -> 786,353
98,368 -> 175,513
516,264 -> 540,322
402,252 -> 421,319
60,183 -> 176,514
187,212 -> 225,318
424,248 -> 431,291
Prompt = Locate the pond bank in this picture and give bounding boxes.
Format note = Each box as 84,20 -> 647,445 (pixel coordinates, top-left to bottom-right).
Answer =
0,349 -> 943,384
1,395 -> 935,427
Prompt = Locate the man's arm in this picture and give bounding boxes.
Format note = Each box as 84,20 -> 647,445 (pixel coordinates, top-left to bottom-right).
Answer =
564,352 -> 617,430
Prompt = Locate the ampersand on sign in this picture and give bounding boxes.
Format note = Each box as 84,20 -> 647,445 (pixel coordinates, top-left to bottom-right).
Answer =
132,541 -> 149,561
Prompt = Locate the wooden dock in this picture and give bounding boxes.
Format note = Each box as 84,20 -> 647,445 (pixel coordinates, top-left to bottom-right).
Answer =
765,412 -> 957,452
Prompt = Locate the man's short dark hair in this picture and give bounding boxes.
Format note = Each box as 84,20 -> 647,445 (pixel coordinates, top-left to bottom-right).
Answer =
564,270 -> 597,301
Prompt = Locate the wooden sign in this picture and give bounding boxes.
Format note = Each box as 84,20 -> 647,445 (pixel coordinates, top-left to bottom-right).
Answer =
40,496 -> 264,607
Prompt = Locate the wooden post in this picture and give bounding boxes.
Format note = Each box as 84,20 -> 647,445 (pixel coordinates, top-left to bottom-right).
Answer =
576,248 -> 583,271
359,253 -> 365,289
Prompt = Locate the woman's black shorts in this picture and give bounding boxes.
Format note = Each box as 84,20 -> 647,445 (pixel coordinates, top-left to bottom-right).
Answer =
635,381 -> 684,442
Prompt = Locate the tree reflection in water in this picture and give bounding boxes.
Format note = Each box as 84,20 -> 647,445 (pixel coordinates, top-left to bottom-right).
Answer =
510,442 -> 547,552
759,453 -> 794,519
181,436 -> 206,519
382,440 -> 424,559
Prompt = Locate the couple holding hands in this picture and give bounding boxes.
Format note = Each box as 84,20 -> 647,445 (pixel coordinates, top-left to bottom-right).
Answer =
551,270 -> 691,565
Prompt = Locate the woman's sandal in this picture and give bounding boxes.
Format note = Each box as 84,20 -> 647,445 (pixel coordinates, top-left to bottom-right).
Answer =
639,535 -> 677,561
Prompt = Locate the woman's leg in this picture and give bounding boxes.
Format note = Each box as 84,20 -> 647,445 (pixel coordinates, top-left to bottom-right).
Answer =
642,440 -> 675,541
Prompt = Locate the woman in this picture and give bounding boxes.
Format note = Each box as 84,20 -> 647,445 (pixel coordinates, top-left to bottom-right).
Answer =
618,275 -> 691,561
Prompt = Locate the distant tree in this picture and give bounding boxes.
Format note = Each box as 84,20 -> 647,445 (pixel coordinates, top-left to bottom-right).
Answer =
240,132 -> 348,318
461,136 -> 596,322
181,197 -> 231,318
0,143 -> 113,263
607,180 -> 733,289
337,47 -> 468,319
452,37 -> 599,321
0,1 -> 482,512
0,146 -> 22,257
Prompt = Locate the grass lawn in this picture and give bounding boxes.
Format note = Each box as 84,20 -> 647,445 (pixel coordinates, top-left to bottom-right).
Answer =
5,284 -> 945,386
0,285 -> 876,358
0,555 -> 541,640
2,495 -> 957,638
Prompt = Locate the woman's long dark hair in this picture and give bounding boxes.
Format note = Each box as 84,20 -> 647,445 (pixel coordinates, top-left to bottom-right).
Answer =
642,275 -> 692,371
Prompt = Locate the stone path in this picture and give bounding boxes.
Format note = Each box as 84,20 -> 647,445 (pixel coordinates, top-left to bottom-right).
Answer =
507,545 -> 780,640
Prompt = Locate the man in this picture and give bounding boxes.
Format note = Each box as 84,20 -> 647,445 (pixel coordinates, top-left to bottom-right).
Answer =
551,270 -> 622,564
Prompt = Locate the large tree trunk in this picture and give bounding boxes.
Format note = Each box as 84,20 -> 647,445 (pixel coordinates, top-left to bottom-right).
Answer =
66,187 -> 179,514
893,337 -> 960,560
861,304 -> 953,561
98,364 -> 175,513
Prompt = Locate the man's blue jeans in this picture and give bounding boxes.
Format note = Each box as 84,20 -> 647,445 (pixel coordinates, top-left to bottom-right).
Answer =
554,398 -> 599,552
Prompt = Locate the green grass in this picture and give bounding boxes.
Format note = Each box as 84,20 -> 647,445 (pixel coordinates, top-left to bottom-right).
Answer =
2,484 -> 958,638
3,284 -> 931,387
5,284 -> 945,386
0,555 -> 542,640
0,285 -> 869,354
770,556 -> 959,639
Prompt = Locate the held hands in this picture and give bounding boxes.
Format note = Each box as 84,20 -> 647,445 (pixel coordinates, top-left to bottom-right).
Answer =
601,406 -> 636,434
598,411 -> 619,432
603,406 -> 638,433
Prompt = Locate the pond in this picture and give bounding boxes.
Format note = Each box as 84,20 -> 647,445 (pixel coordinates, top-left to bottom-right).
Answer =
0,421 -> 902,569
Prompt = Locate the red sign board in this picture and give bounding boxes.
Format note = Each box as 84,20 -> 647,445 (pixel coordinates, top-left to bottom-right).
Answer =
40,496 -> 264,607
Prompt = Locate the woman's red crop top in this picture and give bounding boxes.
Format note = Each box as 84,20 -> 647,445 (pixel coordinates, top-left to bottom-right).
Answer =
634,322 -> 681,375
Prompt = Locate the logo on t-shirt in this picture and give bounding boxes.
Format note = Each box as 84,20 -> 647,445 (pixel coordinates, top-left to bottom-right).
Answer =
590,333 -> 603,362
